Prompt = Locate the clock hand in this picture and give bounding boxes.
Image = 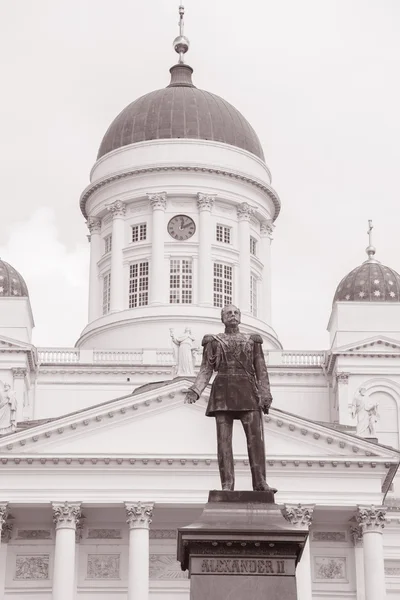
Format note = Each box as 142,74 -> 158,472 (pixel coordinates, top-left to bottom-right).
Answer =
182,222 -> 193,229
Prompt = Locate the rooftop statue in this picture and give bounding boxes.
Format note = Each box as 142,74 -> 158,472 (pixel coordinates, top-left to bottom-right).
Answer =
170,327 -> 197,377
352,387 -> 380,438
185,305 -> 274,491
0,381 -> 17,435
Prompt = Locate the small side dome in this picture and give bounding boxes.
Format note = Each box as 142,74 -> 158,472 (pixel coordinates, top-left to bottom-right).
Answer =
333,262 -> 400,303
0,260 -> 29,298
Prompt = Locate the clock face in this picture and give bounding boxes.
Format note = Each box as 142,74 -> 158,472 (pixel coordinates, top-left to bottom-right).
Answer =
167,215 -> 196,241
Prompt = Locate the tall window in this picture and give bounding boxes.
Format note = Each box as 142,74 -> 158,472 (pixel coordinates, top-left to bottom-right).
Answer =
129,262 -> 149,308
169,259 -> 193,304
250,274 -> 258,317
102,272 -> 111,315
250,236 -> 257,256
132,223 -> 147,243
216,224 -> 231,244
213,263 -> 233,307
104,234 -> 112,254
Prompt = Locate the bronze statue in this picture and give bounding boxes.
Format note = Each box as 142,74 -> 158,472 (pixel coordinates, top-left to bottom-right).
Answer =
185,305 -> 273,491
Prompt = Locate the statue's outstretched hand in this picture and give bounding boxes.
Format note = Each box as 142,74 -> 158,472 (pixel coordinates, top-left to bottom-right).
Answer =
185,390 -> 199,404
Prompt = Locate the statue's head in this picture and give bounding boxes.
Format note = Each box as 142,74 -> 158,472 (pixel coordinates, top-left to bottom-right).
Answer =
185,327 -> 191,333
221,305 -> 241,326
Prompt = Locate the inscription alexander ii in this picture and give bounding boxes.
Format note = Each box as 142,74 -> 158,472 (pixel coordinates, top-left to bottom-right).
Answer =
191,558 -> 293,576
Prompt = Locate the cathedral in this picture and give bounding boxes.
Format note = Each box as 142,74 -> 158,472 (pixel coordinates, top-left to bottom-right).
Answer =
0,6 -> 399,600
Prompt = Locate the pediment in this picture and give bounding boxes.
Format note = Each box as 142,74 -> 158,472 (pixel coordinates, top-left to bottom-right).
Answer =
0,334 -> 34,352
0,379 -> 398,464
334,336 -> 400,355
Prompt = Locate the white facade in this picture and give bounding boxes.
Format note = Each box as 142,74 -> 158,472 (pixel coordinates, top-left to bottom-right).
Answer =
1,36 -> 400,600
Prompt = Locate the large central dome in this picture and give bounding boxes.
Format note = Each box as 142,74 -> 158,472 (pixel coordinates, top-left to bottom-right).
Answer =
97,64 -> 264,161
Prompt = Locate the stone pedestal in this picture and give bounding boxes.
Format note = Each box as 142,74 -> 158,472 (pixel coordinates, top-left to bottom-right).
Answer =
177,491 -> 308,600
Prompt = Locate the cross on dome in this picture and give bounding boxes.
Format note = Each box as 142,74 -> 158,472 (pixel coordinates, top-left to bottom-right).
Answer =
173,5 -> 190,64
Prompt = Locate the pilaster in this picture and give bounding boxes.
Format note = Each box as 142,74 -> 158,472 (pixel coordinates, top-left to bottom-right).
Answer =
283,504 -> 314,600
107,201 -> 126,312
148,193 -> 167,305
237,202 -> 255,314
86,216 -> 102,321
259,219 -> 273,323
197,192 -> 215,306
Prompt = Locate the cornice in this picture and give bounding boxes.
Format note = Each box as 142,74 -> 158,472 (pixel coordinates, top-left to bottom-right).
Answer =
80,165 -> 281,221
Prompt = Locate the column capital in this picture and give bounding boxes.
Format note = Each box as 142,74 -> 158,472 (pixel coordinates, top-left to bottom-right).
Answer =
197,193 -> 215,211
282,503 -> 315,527
148,192 -> 167,211
0,503 -> 8,528
260,219 -> 274,238
12,368 -> 27,379
107,200 -> 126,218
125,501 -> 154,530
52,501 -> 82,530
350,524 -> 363,547
356,505 -> 387,533
336,372 -> 350,385
86,216 -> 102,233
237,202 -> 255,221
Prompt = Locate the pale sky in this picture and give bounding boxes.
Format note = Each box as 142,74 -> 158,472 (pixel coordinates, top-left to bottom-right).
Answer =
0,0 -> 399,350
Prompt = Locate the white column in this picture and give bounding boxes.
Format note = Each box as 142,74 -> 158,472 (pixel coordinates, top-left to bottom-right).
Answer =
357,506 -> 387,600
148,193 -> 167,305
197,193 -> 215,306
237,202 -> 255,314
107,200 -> 126,312
351,526 -> 365,600
125,501 -> 154,600
86,217 -> 102,321
52,501 -> 81,600
283,503 -> 315,600
259,220 -> 274,323
0,504 -> 9,598
11,368 -> 27,423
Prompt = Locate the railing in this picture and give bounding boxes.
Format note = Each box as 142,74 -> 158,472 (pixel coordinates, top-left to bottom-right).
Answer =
38,348 -> 80,363
280,352 -> 325,366
93,350 -> 143,363
38,347 -> 326,368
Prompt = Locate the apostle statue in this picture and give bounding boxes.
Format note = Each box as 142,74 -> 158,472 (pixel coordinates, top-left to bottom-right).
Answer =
0,381 -> 17,435
185,305 -> 273,491
170,327 -> 197,377
351,386 -> 379,438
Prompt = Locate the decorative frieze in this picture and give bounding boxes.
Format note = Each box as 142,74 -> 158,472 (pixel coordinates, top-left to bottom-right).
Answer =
17,529 -> 51,540
282,504 -> 314,527
149,529 -> 177,539
52,501 -> 82,530
87,528 -> 122,539
236,202 -> 255,221
356,505 -> 387,533
87,554 -> 120,580
125,501 -> 154,529
150,554 -> 188,580
148,192 -> 167,211
86,217 -> 101,234
312,531 -> 346,543
15,554 -> 49,580
197,192 -> 215,211
106,200 -> 126,218
314,556 -> 347,581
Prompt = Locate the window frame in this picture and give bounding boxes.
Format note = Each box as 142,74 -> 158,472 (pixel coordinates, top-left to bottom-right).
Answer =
169,258 -> 193,304
131,222 -> 147,244
102,272 -> 111,315
216,224 -> 232,245
213,262 -> 233,308
250,236 -> 257,256
129,261 -> 149,308
104,234 -> 112,255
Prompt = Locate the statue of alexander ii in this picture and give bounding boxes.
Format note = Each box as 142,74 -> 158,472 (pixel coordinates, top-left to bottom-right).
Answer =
185,305 -> 273,492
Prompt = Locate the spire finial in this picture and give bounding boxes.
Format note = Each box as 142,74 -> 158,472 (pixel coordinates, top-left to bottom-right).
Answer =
365,219 -> 377,261
173,5 -> 190,63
